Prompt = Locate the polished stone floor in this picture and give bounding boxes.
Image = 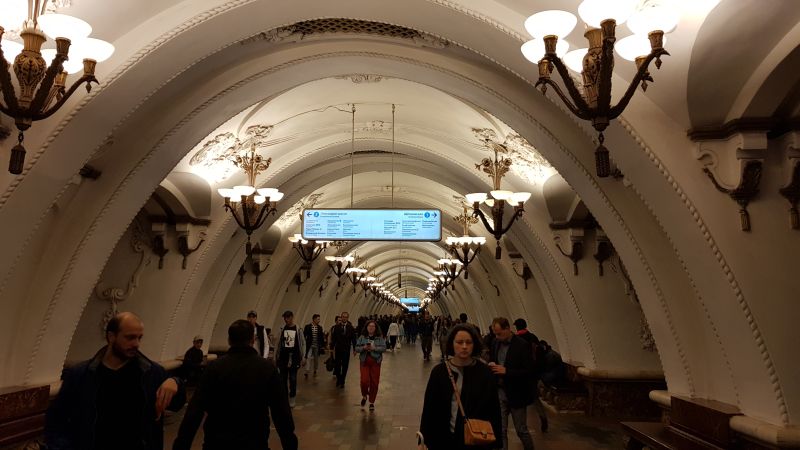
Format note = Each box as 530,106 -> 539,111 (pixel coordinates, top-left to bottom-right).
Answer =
164,340 -> 624,449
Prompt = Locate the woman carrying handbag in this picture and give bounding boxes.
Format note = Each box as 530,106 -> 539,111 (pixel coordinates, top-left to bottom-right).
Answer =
420,324 -> 502,449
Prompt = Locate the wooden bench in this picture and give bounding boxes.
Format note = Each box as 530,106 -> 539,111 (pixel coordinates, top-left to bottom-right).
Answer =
621,421 -> 726,450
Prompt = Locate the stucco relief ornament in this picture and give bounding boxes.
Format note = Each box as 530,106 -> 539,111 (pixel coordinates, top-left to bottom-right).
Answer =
358,120 -> 391,134
411,33 -> 449,49
640,316 -> 657,352
240,26 -> 302,45
504,133 -> 553,185
334,74 -> 384,84
95,217 -> 151,335
189,132 -> 237,176
276,193 -> 324,230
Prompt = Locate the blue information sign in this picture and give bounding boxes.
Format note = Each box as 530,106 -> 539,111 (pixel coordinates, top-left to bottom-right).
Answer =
301,209 -> 441,241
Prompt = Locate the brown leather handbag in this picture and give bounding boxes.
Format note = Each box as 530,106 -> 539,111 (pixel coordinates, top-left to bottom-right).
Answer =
445,361 -> 497,446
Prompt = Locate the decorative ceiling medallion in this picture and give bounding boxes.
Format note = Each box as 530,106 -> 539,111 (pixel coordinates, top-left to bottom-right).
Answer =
190,125 -> 274,183
471,128 -> 554,185
241,19 -> 449,49
276,193 -> 324,231
334,74 -> 385,84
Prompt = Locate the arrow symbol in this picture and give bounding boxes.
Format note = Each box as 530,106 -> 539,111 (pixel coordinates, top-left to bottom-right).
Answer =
306,212 -> 313,217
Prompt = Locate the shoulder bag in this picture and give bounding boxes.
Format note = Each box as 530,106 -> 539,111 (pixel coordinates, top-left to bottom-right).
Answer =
445,361 -> 496,446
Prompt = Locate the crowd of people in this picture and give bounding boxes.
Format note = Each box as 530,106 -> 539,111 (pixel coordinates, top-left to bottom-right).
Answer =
43,309 -> 563,450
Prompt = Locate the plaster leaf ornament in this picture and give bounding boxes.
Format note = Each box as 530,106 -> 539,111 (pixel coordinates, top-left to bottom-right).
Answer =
411,33 -> 449,49
504,132 -> 553,185
242,124 -> 273,143
471,128 -> 499,144
276,193 -> 324,230
334,74 -> 384,84
241,26 -> 302,45
95,217 -> 151,336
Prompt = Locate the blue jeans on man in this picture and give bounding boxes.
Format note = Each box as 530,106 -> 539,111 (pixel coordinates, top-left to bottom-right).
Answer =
498,388 -> 534,450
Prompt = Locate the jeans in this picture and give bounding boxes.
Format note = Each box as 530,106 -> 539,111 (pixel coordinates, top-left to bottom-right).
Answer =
278,360 -> 299,398
305,346 -> 319,374
420,336 -> 433,359
359,356 -> 381,403
389,336 -> 397,350
334,349 -> 350,386
498,389 -> 534,450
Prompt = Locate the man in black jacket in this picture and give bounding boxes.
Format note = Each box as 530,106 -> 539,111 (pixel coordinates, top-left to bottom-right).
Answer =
329,311 -> 356,388
247,310 -> 268,358
45,312 -> 185,450
172,319 -> 298,450
489,317 -> 536,450
304,313 -> 325,378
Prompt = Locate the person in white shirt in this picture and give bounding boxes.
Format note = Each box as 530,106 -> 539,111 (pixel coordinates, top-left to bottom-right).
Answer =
275,310 -> 305,407
387,320 -> 400,351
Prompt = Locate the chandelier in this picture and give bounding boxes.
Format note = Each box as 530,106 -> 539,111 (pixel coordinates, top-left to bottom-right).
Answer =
288,233 -> 331,277
217,143 -> 283,256
359,274 -> 376,299
1,0 -> 114,174
521,1 -> 675,177
445,204 -> 485,278
466,140 -> 531,259
437,258 -> 462,286
345,266 -> 367,293
325,254 -> 355,286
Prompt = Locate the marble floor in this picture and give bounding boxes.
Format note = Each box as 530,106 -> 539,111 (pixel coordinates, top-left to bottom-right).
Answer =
164,341 -> 625,449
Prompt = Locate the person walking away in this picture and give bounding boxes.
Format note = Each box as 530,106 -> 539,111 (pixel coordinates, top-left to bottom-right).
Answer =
419,310 -> 435,361
488,318 -> 536,450
330,311 -> 356,388
387,319 -> 400,351
420,324 -> 502,449
275,310 -> 305,408
513,318 -> 548,432
304,314 -> 325,378
355,320 -> 387,410
181,335 -> 205,386
172,319 -> 298,450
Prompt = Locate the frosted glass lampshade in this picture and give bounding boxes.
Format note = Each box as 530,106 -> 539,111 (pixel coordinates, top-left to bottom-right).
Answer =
0,0 -> 27,31
578,0 -> 637,28
437,259 -> 449,265
233,185 -> 255,196
288,235 -> 300,243
445,236 -> 457,245
615,33 -> 666,61
70,37 -> 114,62
270,191 -> 284,202
490,190 -> 513,201
1,40 -> 23,64
520,38 -> 569,64
511,192 -> 532,204
325,256 -> 336,261
465,192 -> 488,204
524,10 -> 577,38
257,187 -> 277,197
253,195 -> 266,204
563,48 -> 588,72
41,48 -> 84,74
627,2 -> 679,34
485,199 -> 495,207
37,14 -> 92,41
217,188 -> 235,198
344,256 -> 355,262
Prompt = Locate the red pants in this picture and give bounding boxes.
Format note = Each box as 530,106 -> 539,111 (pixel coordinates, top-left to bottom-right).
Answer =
359,356 -> 381,403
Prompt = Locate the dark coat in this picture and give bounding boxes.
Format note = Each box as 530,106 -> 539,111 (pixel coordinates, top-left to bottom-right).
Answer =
44,347 -> 185,450
489,335 -> 536,409
420,361 -> 502,450
330,321 -> 356,352
254,323 -> 266,357
172,345 -> 298,450
303,323 -> 326,354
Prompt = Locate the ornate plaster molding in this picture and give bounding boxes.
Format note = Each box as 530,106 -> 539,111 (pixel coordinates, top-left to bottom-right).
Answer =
471,128 -> 553,186
334,74 -> 385,84
276,193 -> 324,231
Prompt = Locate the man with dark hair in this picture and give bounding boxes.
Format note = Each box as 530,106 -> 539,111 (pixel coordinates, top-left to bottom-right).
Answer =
173,319 -> 298,450
275,310 -> 304,407
304,313 -> 325,378
418,310 -> 435,361
45,312 -> 185,450
330,311 -> 356,388
181,335 -> 205,386
459,312 -> 482,336
489,317 -> 537,450
513,318 -> 548,432
246,310 -> 268,358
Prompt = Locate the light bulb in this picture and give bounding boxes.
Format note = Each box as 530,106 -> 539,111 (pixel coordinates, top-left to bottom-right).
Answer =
524,10 -> 577,38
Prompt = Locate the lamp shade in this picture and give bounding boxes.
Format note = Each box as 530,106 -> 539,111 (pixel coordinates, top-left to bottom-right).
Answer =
563,48 -> 588,72
1,40 -> 23,64
524,10 -> 577,38
0,0 -> 27,31
70,37 -> 114,62
257,187 -> 277,197
520,38 -> 569,64
233,185 -> 256,196
615,33 -> 666,61
41,48 -> 84,74
325,256 -> 336,261
217,188 -> 235,198
627,1 -> 679,34
578,0 -> 637,28
465,192 -> 488,204
511,192 -> 532,204
37,14 -> 92,41
253,195 -> 266,204
270,191 -> 284,202
490,190 -> 513,201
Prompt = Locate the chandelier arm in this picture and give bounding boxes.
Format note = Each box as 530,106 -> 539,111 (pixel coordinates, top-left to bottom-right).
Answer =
0,63 -> 20,113
0,101 -> 13,117
250,202 -> 272,231
546,56 -> 593,113
29,54 -> 68,115
608,49 -> 670,119
496,205 -> 523,237
33,75 -> 97,120
227,207 -> 248,231
535,78 -> 592,121
473,207 -> 498,236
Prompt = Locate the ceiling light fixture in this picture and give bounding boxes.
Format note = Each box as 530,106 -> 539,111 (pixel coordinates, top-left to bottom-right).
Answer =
445,204 -> 486,278
1,0 -> 115,174
288,233 -> 331,278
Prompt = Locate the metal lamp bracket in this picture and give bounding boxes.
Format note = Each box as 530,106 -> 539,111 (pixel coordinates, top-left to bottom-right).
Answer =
696,131 -> 766,231
554,228 -> 584,275
150,223 -> 169,269
251,254 -> 270,284
779,131 -> 800,230
511,260 -> 533,289
176,223 -> 206,269
593,230 -> 613,276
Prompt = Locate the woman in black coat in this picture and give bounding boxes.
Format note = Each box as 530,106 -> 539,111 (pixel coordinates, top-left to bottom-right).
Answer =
420,324 -> 502,449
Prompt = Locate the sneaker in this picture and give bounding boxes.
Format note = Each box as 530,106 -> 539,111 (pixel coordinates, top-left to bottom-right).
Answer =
361,396 -> 367,407
289,397 -> 296,408
369,403 -> 375,411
